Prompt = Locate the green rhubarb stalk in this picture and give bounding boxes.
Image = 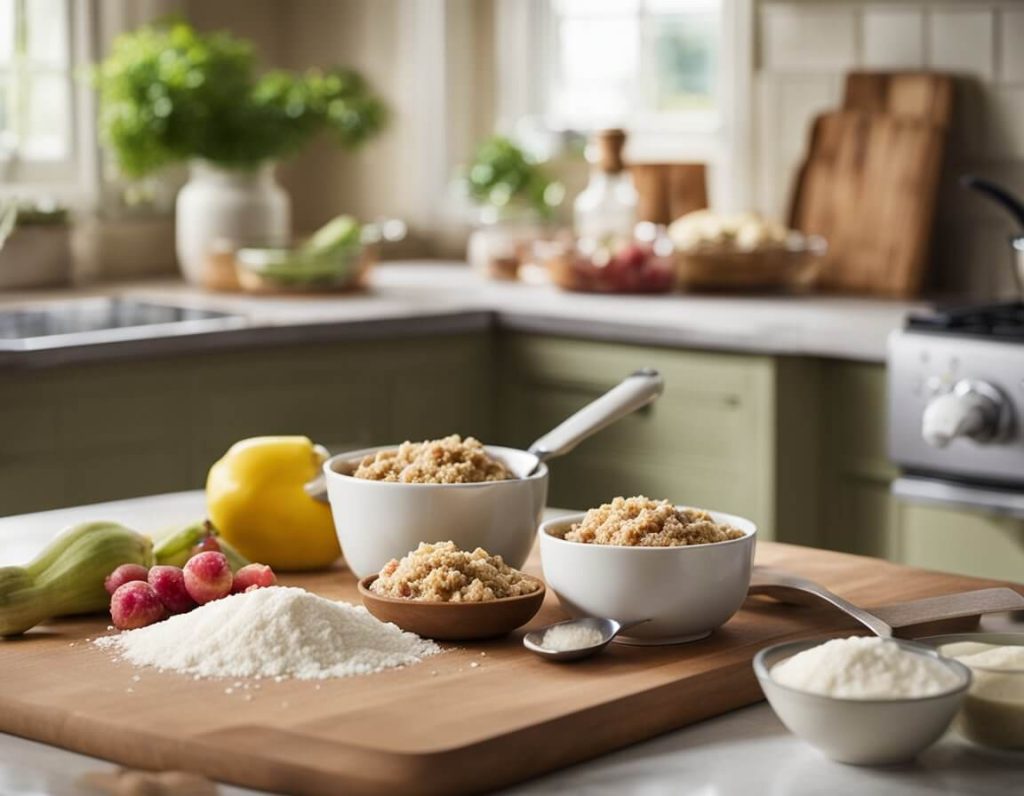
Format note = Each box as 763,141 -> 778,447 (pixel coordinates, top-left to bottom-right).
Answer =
153,520 -> 250,571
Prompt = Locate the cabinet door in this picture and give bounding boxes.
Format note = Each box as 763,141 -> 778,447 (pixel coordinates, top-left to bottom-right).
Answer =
498,335 -> 775,531
819,361 -> 900,558
894,504 -> 1024,582
0,334 -> 494,515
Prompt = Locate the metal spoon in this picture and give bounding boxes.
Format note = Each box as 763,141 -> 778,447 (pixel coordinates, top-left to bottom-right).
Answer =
523,617 -> 650,662
748,570 -> 894,638
305,368 -> 664,501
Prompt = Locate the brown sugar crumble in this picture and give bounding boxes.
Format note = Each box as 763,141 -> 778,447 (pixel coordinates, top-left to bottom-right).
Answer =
371,541 -> 540,602
353,435 -> 512,484
562,496 -> 745,547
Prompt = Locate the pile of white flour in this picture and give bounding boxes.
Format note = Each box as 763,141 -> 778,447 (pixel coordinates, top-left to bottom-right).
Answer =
771,636 -> 961,699
95,586 -> 440,680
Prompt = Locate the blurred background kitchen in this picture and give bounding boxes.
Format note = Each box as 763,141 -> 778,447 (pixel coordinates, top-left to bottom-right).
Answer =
2,1 -> 1023,581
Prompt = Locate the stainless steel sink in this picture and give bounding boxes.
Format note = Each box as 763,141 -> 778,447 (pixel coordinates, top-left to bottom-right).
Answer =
0,297 -> 248,351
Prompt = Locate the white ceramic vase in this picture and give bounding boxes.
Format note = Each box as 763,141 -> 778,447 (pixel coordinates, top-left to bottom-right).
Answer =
174,161 -> 291,285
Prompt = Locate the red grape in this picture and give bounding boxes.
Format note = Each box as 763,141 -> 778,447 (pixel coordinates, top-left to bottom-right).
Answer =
231,563 -> 277,594
110,581 -> 165,630
183,551 -> 233,604
148,565 -> 196,614
104,563 -> 149,596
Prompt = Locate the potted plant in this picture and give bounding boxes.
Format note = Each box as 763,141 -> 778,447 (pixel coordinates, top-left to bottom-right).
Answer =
460,135 -> 563,280
93,21 -> 386,284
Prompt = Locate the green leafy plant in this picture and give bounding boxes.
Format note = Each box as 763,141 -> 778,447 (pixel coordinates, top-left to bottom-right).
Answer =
464,136 -> 562,220
93,21 -> 386,177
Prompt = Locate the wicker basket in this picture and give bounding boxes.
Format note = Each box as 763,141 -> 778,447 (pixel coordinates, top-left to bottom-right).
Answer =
675,237 -> 826,293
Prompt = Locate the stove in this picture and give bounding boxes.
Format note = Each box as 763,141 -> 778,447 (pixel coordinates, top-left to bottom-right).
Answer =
888,302 -> 1024,517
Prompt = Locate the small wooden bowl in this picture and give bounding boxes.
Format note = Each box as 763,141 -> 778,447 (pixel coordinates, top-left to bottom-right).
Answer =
357,575 -> 546,641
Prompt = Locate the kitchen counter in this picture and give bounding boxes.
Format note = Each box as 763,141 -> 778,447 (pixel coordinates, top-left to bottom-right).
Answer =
0,261 -> 925,367
1,492 -> 1020,796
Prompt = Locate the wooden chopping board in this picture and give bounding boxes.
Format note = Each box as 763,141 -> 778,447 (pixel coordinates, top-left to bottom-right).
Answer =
0,542 -> 1020,796
789,109 -> 946,297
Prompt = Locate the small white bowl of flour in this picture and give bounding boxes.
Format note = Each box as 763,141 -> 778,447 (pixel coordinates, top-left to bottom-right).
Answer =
754,636 -> 971,765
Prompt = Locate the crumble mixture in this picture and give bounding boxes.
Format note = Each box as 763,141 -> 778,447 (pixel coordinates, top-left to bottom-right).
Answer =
353,435 -> 512,484
371,541 -> 540,602
562,496 -> 745,547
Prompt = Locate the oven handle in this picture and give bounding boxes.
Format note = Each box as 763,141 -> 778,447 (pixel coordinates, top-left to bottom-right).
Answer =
892,475 -> 1024,519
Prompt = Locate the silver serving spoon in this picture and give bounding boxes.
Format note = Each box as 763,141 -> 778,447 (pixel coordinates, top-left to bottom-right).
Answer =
305,368 -> 664,501
748,570 -> 894,637
523,617 -> 650,662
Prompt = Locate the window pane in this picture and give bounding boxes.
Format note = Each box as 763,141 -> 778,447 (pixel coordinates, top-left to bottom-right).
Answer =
550,16 -> 639,127
23,73 -> 68,159
26,0 -> 67,67
0,0 -> 13,64
650,12 -> 718,113
554,0 -> 640,16
645,0 -> 719,13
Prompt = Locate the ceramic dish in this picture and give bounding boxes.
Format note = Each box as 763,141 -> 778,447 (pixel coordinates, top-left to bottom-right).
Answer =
537,508 -> 756,645
754,637 -> 971,765
358,574 -> 546,640
324,445 -> 548,579
920,632 -> 1024,750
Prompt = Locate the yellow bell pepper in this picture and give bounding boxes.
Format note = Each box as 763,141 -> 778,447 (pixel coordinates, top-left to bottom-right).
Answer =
206,436 -> 340,571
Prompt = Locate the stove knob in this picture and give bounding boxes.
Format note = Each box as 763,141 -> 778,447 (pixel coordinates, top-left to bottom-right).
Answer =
921,380 -> 1007,448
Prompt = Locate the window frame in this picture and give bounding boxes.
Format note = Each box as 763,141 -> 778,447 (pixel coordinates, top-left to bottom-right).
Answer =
0,0 -> 99,204
495,0 -> 754,211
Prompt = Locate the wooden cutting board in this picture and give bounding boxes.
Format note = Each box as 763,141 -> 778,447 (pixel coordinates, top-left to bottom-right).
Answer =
842,71 -> 954,128
789,109 -> 946,297
0,542 -> 1020,796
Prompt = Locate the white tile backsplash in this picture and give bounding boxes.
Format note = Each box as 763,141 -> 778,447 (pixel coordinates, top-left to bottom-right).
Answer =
999,10 -> 1024,84
927,10 -> 995,80
756,1 -> 1024,298
761,5 -> 859,71
862,7 -> 924,69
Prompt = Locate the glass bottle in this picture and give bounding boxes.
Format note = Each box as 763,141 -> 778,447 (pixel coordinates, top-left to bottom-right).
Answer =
573,129 -> 638,244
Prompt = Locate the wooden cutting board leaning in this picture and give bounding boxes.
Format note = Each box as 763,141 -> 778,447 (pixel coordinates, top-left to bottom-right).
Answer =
0,541 -> 1021,796
789,71 -> 953,298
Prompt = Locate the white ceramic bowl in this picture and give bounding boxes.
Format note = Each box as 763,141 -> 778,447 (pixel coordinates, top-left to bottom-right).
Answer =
324,445 -> 548,579
538,508 -> 756,645
754,637 -> 972,765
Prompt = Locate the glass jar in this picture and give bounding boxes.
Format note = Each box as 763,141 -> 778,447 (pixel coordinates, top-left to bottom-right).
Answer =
467,206 -> 547,281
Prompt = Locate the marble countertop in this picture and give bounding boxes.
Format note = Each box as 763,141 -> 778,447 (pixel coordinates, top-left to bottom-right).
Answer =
0,262 -> 925,368
1,492 -> 1020,796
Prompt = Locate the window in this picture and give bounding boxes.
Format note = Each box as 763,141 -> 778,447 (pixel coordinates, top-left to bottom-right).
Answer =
0,0 -> 94,197
495,0 -> 753,209
544,0 -> 721,134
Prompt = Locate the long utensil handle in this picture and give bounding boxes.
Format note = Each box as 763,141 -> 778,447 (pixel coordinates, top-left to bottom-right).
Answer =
527,369 -> 664,462
870,587 -> 1024,634
749,581 -> 894,638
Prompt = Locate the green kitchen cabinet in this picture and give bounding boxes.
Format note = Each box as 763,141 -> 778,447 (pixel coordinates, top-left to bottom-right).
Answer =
3,327 -> 1021,584
0,334 -> 492,516
496,334 -> 820,542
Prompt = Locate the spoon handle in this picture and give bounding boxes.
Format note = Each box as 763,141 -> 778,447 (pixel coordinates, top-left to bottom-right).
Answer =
527,369 -> 664,463
749,573 -> 894,638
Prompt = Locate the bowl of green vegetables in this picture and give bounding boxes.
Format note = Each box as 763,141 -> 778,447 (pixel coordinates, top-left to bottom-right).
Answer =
235,215 -> 405,294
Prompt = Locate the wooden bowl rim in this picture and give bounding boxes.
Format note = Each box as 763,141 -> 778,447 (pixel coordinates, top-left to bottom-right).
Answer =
357,574 -> 546,608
